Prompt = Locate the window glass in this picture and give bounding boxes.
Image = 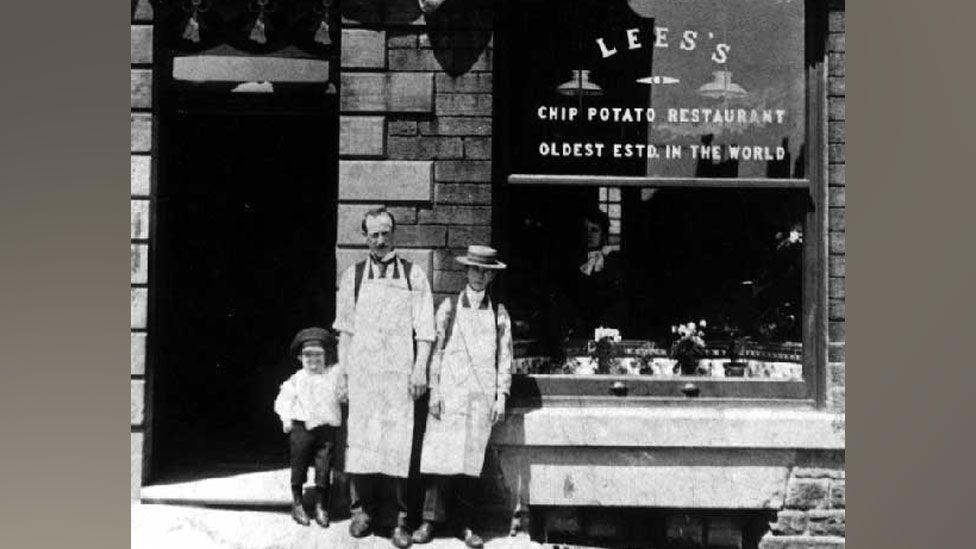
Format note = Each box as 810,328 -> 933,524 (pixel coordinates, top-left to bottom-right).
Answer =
502,0 -> 811,382
506,187 -> 805,380
508,0 -> 806,179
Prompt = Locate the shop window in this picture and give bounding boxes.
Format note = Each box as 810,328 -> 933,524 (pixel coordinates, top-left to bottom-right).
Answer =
495,0 -> 827,403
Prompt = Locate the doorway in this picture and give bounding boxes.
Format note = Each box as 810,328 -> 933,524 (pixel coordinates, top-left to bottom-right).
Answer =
151,109 -> 337,480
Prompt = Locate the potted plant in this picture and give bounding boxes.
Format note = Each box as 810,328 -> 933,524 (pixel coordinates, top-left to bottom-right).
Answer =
635,341 -> 658,376
724,335 -> 751,377
669,320 -> 707,375
587,327 -> 621,374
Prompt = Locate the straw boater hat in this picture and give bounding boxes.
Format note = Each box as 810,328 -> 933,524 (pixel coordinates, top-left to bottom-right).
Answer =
455,245 -> 507,270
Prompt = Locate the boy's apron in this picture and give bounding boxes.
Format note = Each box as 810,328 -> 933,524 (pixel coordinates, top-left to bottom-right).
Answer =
345,261 -> 415,478
420,292 -> 496,477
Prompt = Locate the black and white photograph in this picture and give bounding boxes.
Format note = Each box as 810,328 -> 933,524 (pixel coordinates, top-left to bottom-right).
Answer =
129,1 -> 847,547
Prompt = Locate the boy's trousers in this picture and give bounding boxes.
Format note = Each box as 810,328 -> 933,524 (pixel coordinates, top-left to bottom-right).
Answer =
289,421 -> 337,495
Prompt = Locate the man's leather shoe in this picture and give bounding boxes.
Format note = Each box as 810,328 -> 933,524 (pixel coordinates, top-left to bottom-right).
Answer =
411,521 -> 434,544
313,503 -> 329,528
391,526 -> 413,548
349,514 -> 371,538
290,502 -> 311,526
461,528 -> 484,549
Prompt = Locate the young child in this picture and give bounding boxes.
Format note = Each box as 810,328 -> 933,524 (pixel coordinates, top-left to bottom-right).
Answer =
274,327 -> 347,527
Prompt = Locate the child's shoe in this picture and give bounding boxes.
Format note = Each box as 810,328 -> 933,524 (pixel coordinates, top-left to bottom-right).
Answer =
349,513 -> 371,538
313,502 -> 329,528
291,501 -> 311,526
461,528 -> 484,549
411,521 -> 434,544
391,526 -> 413,548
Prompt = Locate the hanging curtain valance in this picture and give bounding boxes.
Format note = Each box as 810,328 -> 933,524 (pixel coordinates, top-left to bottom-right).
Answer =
162,0 -> 336,58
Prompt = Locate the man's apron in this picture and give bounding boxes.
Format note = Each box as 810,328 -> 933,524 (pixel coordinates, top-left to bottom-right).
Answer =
345,261 -> 415,478
419,292 -> 496,477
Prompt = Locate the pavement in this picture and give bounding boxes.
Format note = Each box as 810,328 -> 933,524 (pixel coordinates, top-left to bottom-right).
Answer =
132,503 -> 542,549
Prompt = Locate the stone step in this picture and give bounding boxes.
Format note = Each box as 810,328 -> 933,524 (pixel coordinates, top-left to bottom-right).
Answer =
141,468 -> 516,527
141,468 -> 300,507
133,503 -> 540,549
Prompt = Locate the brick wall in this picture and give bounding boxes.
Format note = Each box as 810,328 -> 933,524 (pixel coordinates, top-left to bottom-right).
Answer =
760,465 -> 846,548
826,1 -> 847,417
761,2 -> 846,546
337,0 -> 495,302
130,0 -> 154,499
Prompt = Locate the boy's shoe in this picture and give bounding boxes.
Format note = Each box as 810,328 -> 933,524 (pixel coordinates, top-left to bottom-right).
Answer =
349,514 -> 371,538
391,526 -> 413,548
411,521 -> 434,544
313,503 -> 329,528
461,528 -> 484,549
291,502 -> 311,526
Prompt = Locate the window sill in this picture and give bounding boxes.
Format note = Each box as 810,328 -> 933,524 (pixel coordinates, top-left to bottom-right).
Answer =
491,406 -> 845,450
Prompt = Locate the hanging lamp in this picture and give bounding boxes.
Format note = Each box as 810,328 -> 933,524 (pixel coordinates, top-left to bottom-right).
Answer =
181,0 -> 208,44
247,0 -> 273,45
418,0 -> 449,14
313,0 -> 333,46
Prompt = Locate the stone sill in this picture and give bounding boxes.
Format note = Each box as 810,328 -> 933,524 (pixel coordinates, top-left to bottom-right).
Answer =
759,535 -> 845,548
491,406 -> 845,450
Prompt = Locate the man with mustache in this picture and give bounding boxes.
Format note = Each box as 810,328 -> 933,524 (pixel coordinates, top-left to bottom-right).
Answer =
333,206 -> 435,548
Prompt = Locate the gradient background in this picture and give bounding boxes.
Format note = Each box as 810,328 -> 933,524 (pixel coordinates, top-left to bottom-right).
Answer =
0,1 -> 973,547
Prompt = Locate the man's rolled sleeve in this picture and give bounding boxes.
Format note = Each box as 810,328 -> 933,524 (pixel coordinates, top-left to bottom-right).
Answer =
496,304 -> 514,397
332,266 -> 357,335
429,297 -> 453,389
410,267 -> 436,342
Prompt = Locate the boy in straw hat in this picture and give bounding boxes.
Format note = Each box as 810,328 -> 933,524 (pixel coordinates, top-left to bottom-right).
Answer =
411,245 -> 513,549
274,327 -> 346,528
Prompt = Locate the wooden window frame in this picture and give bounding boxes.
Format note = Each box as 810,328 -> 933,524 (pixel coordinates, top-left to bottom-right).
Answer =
493,0 -> 830,408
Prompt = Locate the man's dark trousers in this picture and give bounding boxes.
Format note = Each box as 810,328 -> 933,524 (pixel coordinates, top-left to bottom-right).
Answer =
350,474 -> 409,528
421,475 -> 480,529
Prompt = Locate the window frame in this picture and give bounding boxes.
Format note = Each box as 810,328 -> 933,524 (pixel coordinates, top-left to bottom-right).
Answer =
493,0 -> 830,408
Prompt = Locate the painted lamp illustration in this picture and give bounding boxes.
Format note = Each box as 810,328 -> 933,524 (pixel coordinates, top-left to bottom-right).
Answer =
556,69 -> 604,97
556,69 -> 604,110
697,70 -> 748,100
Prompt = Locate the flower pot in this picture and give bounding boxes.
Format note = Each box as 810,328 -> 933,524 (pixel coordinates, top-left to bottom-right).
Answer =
675,357 -> 700,376
588,338 -> 616,374
724,362 -> 747,377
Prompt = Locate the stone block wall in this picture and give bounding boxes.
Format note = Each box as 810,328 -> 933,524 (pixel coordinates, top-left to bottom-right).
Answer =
487,442 -> 845,548
130,0 -> 154,499
337,0 -> 495,302
128,4 -> 846,528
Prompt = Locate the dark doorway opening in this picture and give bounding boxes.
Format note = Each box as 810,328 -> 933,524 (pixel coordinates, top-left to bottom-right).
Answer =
152,110 -> 337,480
